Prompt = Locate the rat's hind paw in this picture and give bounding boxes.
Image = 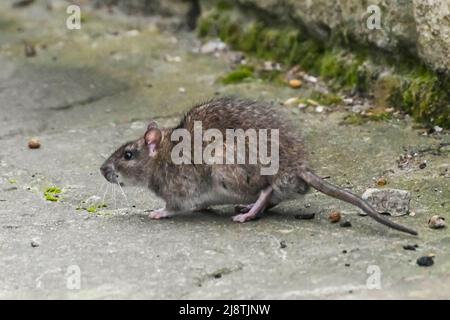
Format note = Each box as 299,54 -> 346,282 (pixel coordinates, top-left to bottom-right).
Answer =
232,212 -> 258,223
148,208 -> 172,220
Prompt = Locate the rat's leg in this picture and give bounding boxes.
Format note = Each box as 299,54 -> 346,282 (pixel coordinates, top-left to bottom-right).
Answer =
232,186 -> 273,222
148,207 -> 173,219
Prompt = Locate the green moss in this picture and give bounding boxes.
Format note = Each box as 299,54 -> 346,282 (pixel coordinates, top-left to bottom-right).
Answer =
86,203 -> 107,213
221,66 -> 254,84
341,114 -> 366,125
44,186 -> 62,202
341,112 -> 392,125
197,18 -> 212,38
198,7 -> 450,128
216,0 -> 233,11
388,70 -> 450,128
310,92 -> 343,106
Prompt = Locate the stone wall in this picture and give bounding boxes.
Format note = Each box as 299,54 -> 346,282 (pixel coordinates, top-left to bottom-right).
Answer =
229,0 -> 449,72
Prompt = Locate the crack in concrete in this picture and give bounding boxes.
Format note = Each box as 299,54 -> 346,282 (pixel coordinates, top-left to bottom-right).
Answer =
194,262 -> 244,287
48,88 -> 129,111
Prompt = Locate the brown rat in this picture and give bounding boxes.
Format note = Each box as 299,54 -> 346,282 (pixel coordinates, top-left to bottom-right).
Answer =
100,97 -> 417,235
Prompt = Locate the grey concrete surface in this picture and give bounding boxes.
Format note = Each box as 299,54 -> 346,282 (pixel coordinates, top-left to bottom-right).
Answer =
0,1 -> 449,299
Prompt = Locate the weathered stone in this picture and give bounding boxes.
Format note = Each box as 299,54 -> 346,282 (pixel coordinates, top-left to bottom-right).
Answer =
229,0 -> 449,72
361,188 -> 411,216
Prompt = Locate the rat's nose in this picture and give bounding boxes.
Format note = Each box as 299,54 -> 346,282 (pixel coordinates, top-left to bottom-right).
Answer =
100,164 -> 108,178
100,163 -> 118,183
100,163 -> 113,182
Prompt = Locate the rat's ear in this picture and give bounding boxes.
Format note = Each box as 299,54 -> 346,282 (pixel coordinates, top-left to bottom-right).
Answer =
144,121 -> 162,157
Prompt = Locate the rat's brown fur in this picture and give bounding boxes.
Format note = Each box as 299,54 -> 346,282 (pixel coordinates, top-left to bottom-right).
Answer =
101,97 -> 417,235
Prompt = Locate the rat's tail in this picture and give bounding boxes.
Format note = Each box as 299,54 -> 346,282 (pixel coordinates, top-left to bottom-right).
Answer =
298,168 -> 418,236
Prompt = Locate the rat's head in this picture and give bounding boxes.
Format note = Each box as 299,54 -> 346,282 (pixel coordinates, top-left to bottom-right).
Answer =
100,121 -> 163,186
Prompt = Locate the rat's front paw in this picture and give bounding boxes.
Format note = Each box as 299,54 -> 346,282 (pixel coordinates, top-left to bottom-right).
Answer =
148,208 -> 171,220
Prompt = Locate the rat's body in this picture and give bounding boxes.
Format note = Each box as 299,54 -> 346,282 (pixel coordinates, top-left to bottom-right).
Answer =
101,97 -> 417,235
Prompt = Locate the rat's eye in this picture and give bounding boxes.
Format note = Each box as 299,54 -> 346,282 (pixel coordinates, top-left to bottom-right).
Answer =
124,151 -> 133,160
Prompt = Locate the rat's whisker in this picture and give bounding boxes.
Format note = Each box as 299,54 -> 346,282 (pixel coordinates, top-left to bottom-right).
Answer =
118,183 -> 130,207
102,183 -> 110,206
113,185 -> 117,210
97,181 -> 107,198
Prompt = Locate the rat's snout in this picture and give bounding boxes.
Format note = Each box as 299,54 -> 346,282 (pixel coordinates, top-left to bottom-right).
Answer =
100,162 -> 118,184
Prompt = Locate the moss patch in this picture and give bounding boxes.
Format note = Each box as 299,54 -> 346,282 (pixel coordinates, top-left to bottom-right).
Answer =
76,203 -> 107,213
341,112 -> 392,125
44,187 -> 62,202
309,91 -> 343,106
198,5 -> 450,128
220,65 -> 253,84
86,203 -> 107,213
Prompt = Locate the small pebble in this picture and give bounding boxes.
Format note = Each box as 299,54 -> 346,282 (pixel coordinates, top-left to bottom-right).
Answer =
328,211 -> 341,223
340,221 -> 352,228
403,244 -> 418,251
30,240 -> 39,248
428,215 -> 446,229
295,213 -> 315,220
280,241 -> 287,249
315,105 -> 325,113
342,250 -> 347,254
200,39 -> 227,54
125,29 -> 140,37
419,161 -> 427,169
284,97 -> 299,107
303,74 -> 318,83
178,87 -> 186,93
288,79 -> 302,89
416,256 -> 434,267
28,138 -> 41,149
343,98 -> 353,105
164,54 -> 181,62
345,263 -> 351,267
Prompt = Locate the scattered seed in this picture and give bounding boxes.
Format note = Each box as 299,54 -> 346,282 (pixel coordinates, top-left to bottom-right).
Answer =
213,273 -> 222,279
329,211 -> 341,223
340,221 -> 352,228
416,256 -> 434,267
376,177 -> 387,186
288,79 -> 302,89
280,241 -> 287,249
28,138 -> 41,149
419,161 -> 427,169
345,263 -> 351,267
342,250 -> 347,254
294,213 -> 315,220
